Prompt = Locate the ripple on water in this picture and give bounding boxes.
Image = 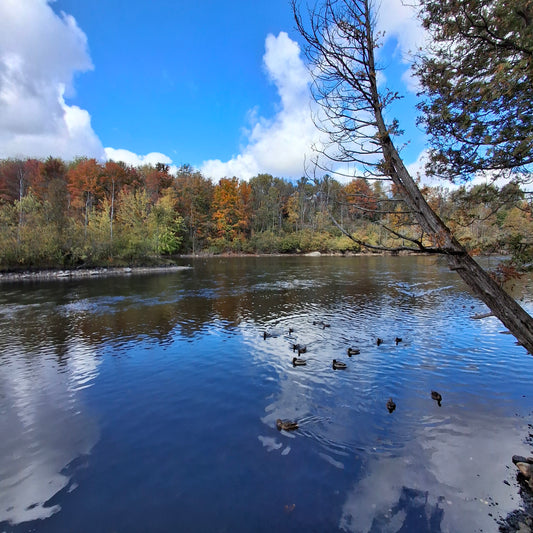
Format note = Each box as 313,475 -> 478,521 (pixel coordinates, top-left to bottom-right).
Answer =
0,256 -> 532,532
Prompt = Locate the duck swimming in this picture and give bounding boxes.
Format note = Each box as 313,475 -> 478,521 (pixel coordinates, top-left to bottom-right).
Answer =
292,356 -> 307,366
386,398 -> 396,413
276,419 -> 299,431
292,343 -> 307,355
395,337 -> 402,345
347,348 -> 360,356
376,338 -> 383,346
431,390 -> 442,406
332,359 -> 347,370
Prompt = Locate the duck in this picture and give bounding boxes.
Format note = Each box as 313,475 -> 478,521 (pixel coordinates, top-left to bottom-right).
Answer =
332,359 -> 347,370
292,356 -> 307,366
431,390 -> 442,406
276,418 -> 299,431
292,343 -> 307,355
386,398 -> 396,413
313,320 -> 330,329
395,337 -> 402,345
347,347 -> 360,356
376,338 -> 383,346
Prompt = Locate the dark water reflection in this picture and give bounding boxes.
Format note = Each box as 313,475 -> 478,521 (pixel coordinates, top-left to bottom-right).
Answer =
0,256 -> 532,532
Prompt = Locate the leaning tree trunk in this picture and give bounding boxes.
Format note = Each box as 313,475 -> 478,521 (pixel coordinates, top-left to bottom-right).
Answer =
379,119 -> 533,354
294,0 -> 533,353
359,1 -> 533,354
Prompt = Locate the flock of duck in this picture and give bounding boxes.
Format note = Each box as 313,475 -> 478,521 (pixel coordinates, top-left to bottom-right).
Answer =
267,322 -> 443,432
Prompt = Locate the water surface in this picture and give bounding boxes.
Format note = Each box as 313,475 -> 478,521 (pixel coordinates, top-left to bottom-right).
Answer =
0,256 -> 532,532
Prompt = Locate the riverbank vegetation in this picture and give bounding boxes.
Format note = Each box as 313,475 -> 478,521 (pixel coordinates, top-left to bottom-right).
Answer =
0,157 -> 531,270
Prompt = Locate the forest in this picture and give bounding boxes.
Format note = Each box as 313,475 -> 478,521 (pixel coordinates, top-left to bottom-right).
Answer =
0,156 -> 531,270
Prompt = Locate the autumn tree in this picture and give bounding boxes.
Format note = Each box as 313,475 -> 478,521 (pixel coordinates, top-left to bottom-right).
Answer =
68,158 -> 105,237
341,178 -> 377,220
101,161 -> 132,245
0,159 -> 26,203
115,189 -> 152,259
150,188 -> 184,255
293,0 -> 533,353
36,157 -> 70,246
286,177 -> 316,231
141,163 -> 174,203
211,177 -> 252,244
173,165 -> 214,253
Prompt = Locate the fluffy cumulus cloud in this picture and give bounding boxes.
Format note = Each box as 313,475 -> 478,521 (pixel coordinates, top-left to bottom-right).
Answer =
0,2 -> 427,180
201,6 -> 427,183
376,1 -> 427,93
0,0 -> 105,160
377,0 -> 425,59
201,32 -> 320,181
104,148 -> 173,168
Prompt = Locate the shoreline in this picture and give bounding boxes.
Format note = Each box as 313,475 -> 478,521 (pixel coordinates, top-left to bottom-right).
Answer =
0,250 -> 510,283
0,265 -> 192,283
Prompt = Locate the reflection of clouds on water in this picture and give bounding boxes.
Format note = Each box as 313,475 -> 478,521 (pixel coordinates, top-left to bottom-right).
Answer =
0,335 -> 100,525
339,412 -> 522,533
258,435 -> 292,456
243,286 -> 531,531
258,435 -> 283,452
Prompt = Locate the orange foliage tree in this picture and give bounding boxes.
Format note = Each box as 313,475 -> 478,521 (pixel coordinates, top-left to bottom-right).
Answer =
67,158 -> 105,236
211,177 -> 252,242
341,178 -> 378,220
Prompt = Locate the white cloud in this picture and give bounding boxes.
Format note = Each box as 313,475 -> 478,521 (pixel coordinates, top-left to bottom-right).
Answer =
377,1 -> 425,60
201,32 -> 320,181
200,10 -> 427,183
377,1 -> 426,93
0,0 -> 105,160
104,148 -> 173,167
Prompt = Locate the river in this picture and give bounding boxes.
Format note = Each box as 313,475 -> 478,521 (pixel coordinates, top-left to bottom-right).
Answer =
0,255 -> 532,532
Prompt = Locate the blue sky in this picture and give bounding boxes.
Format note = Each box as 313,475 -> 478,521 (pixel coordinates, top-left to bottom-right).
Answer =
0,0 -> 426,181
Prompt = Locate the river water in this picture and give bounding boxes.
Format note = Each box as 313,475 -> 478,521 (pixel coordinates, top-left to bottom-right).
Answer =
0,255 -> 532,532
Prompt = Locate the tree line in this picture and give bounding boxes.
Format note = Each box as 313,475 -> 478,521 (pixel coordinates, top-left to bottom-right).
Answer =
0,156 -> 530,269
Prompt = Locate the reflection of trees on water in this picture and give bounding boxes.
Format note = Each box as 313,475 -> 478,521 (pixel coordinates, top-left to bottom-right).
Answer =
0,257 -> 457,357
368,487 -> 444,533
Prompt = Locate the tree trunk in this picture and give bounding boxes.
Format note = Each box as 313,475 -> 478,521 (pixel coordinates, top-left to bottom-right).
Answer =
110,178 -> 115,246
448,252 -> 533,353
378,116 -> 533,354
293,0 -> 533,354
